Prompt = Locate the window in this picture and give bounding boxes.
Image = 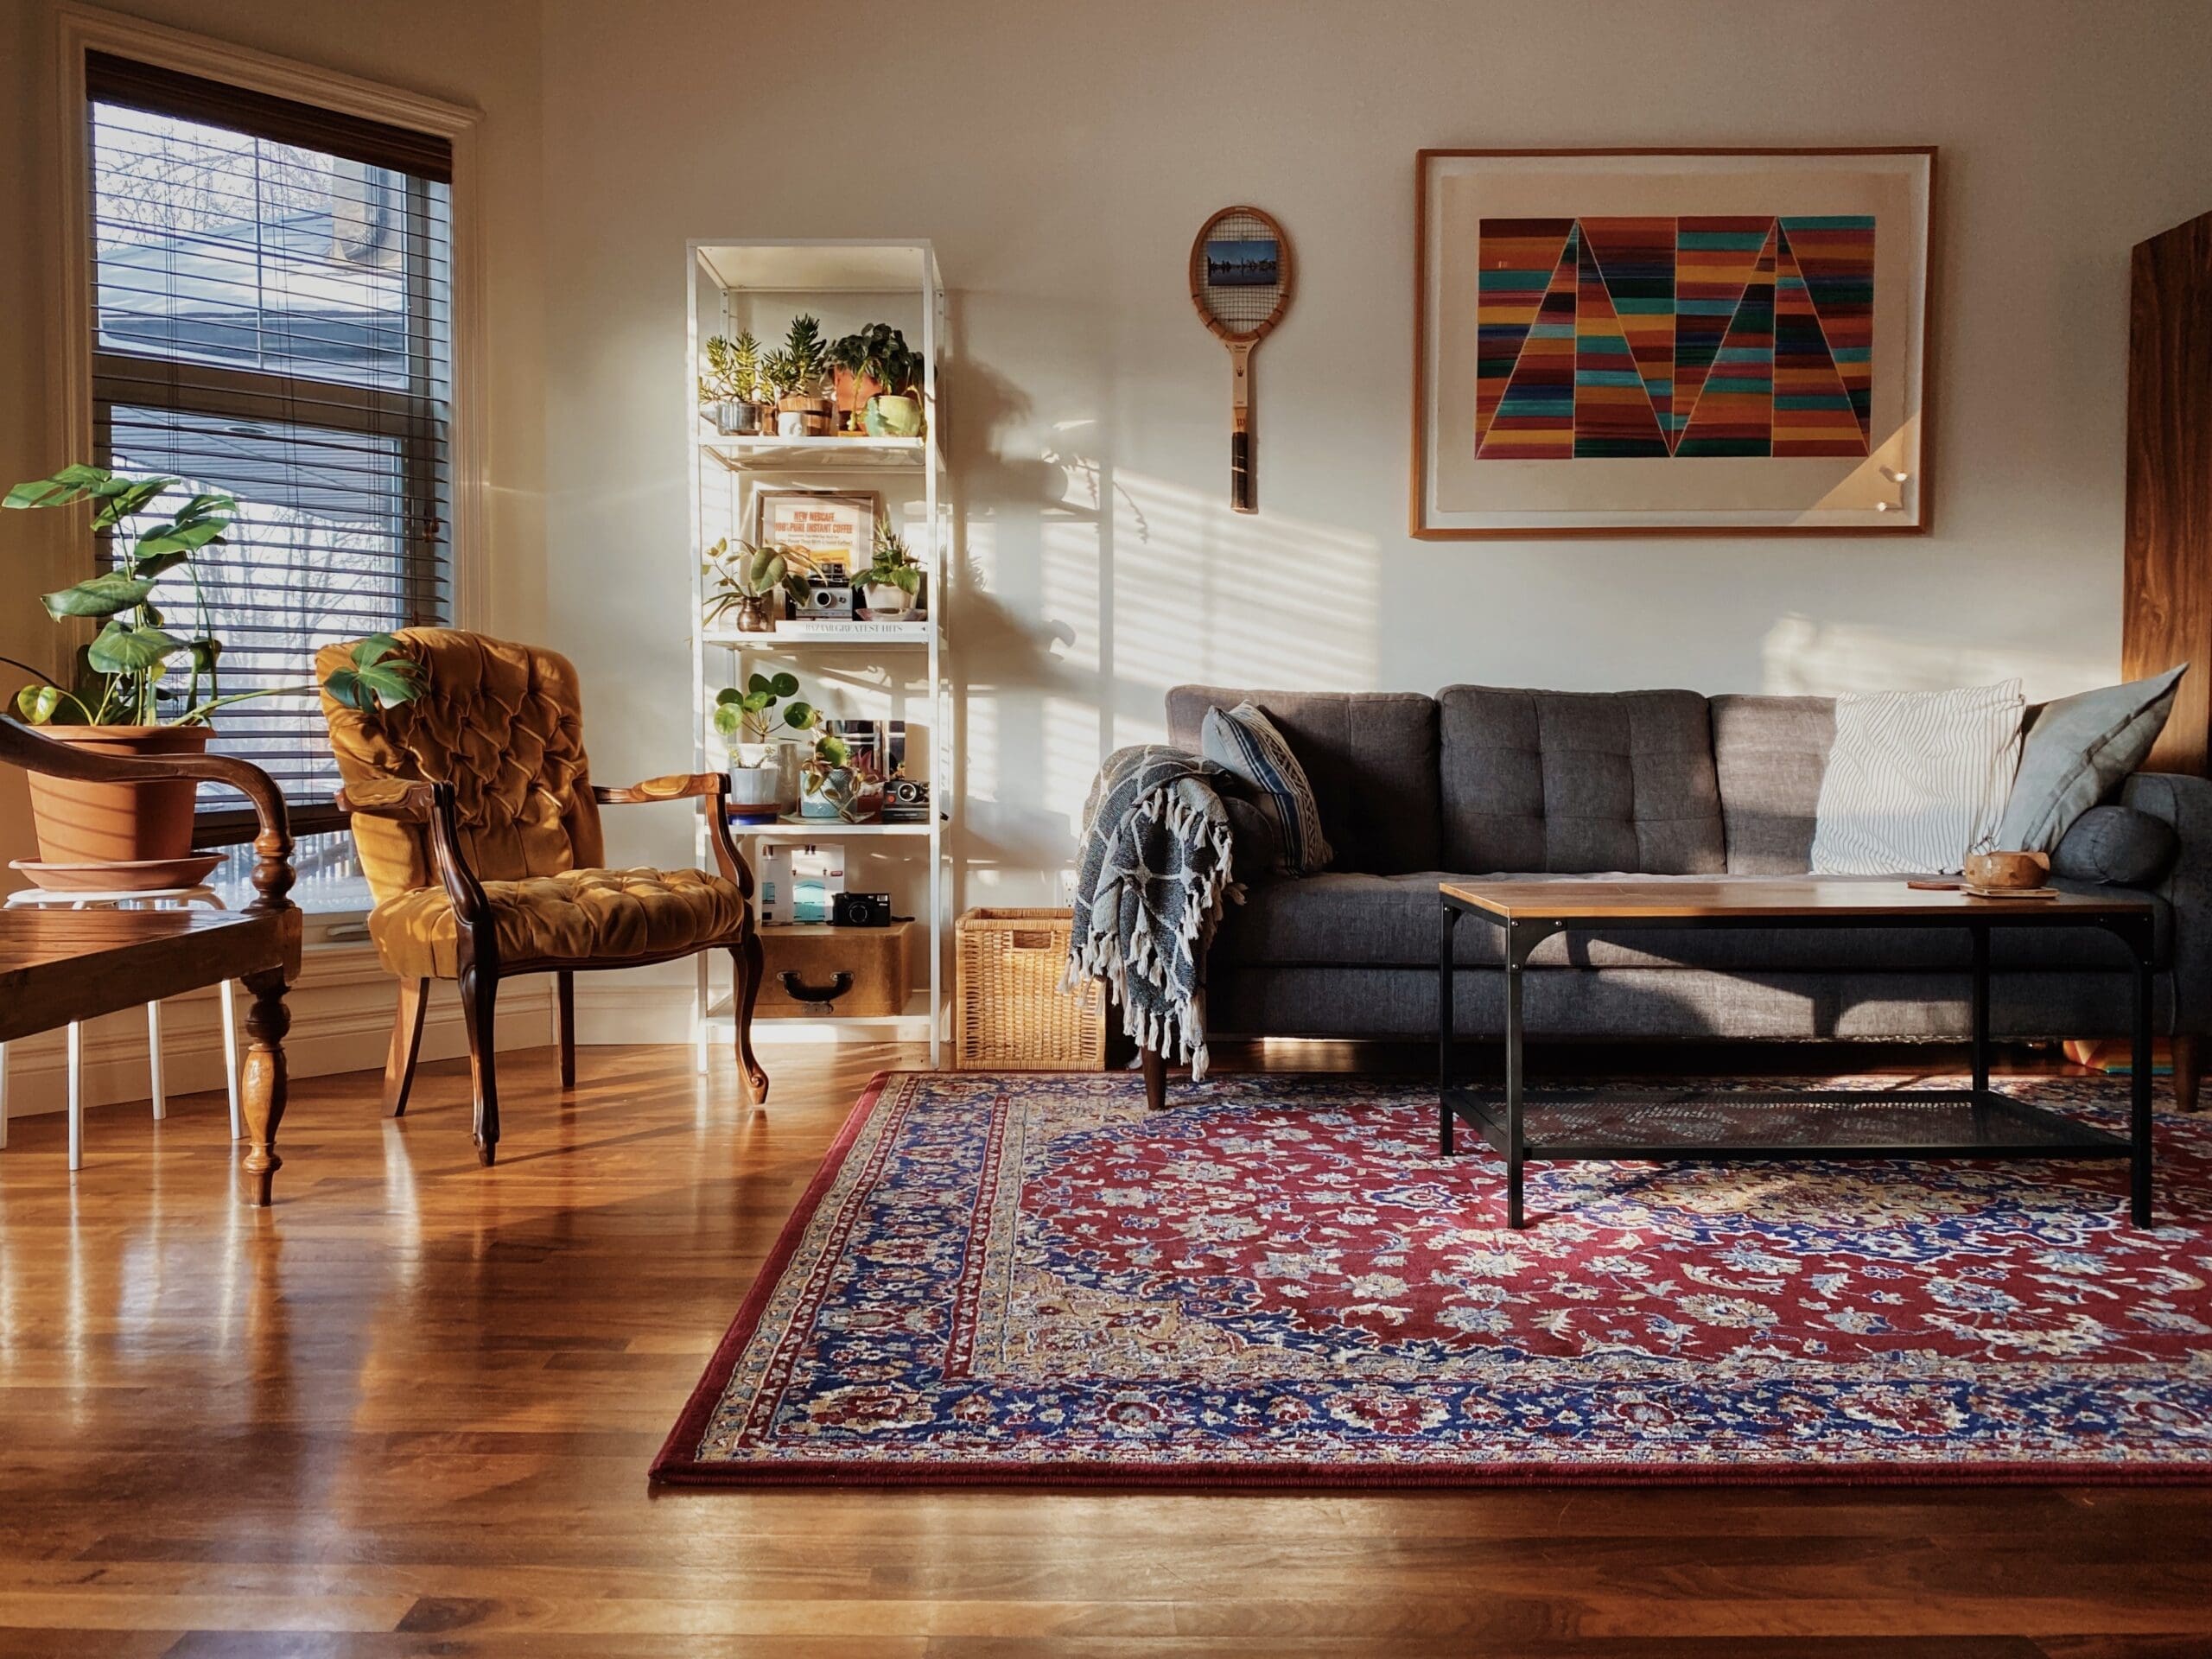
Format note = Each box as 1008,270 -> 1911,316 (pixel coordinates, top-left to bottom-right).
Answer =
84,52 -> 454,841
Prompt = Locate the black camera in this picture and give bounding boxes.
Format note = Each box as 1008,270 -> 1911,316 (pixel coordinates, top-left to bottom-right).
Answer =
831,891 -> 893,927
883,777 -> 930,823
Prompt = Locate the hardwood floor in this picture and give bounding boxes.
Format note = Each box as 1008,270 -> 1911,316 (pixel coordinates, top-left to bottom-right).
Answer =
0,1038 -> 2207,1656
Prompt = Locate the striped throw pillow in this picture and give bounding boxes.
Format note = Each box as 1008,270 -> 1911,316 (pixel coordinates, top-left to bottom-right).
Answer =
1202,702 -> 1334,876
1809,680 -> 2026,875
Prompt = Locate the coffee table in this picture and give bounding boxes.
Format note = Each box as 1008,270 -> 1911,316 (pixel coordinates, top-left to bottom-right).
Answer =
1436,879 -> 2158,1229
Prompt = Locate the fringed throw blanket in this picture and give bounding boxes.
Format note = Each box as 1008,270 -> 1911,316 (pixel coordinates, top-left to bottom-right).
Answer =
1065,745 -> 1242,1077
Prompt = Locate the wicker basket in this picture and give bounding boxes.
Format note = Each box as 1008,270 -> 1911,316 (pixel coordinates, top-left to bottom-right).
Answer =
955,907 -> 1107,1071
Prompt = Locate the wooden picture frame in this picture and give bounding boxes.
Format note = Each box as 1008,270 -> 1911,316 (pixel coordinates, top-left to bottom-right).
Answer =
1412,147 -> 1936,537
752,488 -> 880,577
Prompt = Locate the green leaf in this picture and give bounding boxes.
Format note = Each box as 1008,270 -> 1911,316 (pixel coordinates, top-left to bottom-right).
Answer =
40,572 -> 156,619
3,465 -> 118,510
352,663 -> 420,708
710,702 -> 744,738
86,620 -> 182,674
321,668 -> 367,710
768,671 -> 798,697
91,477 -> 176,530
15,684 -> 62,724
714,686 -> 746,707
132,550 -> 190,579
130,517 -> 228,559
747,672 -> 774,696
782,700 -> 817,731
184,637 -> 222,673
353,632 -> 404,668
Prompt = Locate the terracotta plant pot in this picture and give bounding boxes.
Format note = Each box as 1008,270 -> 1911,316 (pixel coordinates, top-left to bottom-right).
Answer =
25,725 -> 210,870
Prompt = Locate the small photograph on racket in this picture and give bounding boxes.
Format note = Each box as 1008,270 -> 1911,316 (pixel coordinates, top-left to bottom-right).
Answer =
1203,237 -> 1279,287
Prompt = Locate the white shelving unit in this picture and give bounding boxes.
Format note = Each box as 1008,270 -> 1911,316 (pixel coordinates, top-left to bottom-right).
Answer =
687,239 -> 950,1061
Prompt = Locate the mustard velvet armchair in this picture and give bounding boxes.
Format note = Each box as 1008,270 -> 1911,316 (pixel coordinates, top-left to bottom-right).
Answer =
318,629 -> 766,1164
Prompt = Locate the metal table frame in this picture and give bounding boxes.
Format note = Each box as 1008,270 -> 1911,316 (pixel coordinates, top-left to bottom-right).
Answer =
1436,889 -> 2158,1230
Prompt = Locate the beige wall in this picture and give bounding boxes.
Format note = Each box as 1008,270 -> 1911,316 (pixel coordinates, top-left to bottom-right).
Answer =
0,0 -> 548,872
540,0 -> 2212,915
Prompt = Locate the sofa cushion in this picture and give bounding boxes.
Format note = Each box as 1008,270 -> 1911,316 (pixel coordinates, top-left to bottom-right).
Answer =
1202,702 -> 1333,874
1210,870 -> 2169,974
1712,694 -> 1833,874
2052,804 -> 2180,887
1166,685 -> 1439,873
1436,687 -> 1725,874
1996,665 -> 2187,852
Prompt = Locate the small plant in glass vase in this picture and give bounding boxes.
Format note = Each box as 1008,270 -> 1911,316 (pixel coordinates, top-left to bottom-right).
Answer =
702,537 -> 818,634
860,524 -> 923,619
798,728 -> 885,823
698,331 -> 766,436
712,671 -> 817,817
767,315 -> 834,436
1,464 -> 421,883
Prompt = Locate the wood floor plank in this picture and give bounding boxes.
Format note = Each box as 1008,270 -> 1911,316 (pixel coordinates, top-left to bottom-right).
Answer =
0,1039 -> 2207,1648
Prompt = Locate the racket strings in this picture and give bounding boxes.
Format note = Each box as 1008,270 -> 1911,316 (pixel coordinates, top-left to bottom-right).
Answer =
1198,209 -> 1287,334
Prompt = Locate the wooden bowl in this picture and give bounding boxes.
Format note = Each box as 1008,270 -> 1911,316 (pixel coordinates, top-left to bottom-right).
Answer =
1964,849 -> 2050,892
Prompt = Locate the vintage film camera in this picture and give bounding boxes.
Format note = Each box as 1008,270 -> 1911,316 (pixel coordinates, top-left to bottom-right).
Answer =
830,890 -> 893,928
881,774 -> 931,824
801,558 -> 854,620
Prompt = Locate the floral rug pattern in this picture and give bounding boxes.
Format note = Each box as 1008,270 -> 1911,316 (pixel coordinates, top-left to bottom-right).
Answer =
654,1071 -> 2212,1485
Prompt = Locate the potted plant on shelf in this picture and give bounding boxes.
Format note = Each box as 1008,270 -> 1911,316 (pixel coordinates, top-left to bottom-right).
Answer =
702,537 -> 818,634
766,315 -> 834,437
698,331 -> 766,435
827,323 -> 927,438
2,464 -> 421,884
713,671 -> 817,817
859,525 -> 923,619
798,728 -> 885,823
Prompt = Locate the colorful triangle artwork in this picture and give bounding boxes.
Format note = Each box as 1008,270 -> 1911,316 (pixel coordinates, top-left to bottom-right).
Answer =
1472,219 -> 1573,451
1477,227 -> 1579,460
1772,226 -> 1870,457
1674,225 -> 1777,458
1573,232 -> 1669,458
1471,213 -> 1873,461
1579,217 -> 1675,440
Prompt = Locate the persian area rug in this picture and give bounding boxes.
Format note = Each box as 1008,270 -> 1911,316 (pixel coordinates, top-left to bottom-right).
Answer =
652,1071 -> 2212,1488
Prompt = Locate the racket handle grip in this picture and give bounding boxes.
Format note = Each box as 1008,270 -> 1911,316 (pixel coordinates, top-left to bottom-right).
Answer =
1231,430 -> 1255,514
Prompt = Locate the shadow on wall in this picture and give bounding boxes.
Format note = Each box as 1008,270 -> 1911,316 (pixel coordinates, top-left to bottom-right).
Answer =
1760,613 -> 2111,697
942,322 -> 1379,909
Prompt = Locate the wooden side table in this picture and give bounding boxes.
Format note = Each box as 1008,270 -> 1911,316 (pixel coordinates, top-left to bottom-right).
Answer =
0,721 -> 300,1205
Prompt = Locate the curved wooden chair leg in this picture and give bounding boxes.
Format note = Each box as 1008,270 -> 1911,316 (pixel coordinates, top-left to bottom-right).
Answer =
384,978 -> 430,1117
554,969 -> 576,1090
460,964 -> 500,1165
735,932 -> 768,1105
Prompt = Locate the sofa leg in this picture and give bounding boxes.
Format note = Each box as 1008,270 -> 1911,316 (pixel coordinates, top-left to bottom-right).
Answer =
1141,1046 -> 1166,1112
2175,1035 -> 2201,1112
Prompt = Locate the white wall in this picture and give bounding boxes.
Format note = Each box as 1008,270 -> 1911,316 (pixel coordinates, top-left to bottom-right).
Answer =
541,0 -> 2212,919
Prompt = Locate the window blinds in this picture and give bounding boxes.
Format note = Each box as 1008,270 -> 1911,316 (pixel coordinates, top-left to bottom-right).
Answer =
85,53 -> 454,839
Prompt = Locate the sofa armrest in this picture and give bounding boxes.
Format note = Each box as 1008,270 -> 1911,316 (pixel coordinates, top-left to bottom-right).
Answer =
2122,771 -> 2212,1033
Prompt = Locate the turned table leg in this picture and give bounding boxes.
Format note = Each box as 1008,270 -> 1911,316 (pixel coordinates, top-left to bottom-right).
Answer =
238,967 -> 292,1207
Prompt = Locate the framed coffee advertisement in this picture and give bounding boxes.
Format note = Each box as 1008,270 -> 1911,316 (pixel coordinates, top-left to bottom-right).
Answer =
1414,147 -> 1935,537
752,489 -> 880,578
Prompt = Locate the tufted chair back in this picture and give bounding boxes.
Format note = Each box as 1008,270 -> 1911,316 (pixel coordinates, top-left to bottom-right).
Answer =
317,629 -> 605,906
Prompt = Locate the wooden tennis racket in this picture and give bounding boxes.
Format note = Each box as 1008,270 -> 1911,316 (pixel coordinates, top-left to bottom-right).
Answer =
1189,206 -> 1293,514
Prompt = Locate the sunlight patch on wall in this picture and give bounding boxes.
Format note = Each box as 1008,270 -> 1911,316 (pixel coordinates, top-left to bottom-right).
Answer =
1761,613 -> 2111,699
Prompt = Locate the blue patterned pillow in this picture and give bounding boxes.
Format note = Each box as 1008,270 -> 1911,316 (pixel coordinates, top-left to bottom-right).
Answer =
1201,702 -> 1333,875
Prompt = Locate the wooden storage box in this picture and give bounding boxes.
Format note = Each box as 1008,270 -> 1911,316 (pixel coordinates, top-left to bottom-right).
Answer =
955,907 -> 1107,1071
757,921 -> 913,1018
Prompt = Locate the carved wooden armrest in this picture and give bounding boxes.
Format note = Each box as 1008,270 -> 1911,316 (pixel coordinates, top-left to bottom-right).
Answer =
339,779 -> 488,929
0,717 -> 294,912
594,772 -> 723,806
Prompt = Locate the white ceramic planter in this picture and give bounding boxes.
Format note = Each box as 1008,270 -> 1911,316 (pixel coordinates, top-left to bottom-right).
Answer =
730,741 -> 799,815
861,582 -> 913,618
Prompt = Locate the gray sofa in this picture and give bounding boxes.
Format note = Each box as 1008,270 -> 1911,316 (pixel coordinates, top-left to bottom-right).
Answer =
1160,683 -> 2209,1108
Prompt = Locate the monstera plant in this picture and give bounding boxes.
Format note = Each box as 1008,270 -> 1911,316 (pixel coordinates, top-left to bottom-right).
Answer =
3,463 -> 422,873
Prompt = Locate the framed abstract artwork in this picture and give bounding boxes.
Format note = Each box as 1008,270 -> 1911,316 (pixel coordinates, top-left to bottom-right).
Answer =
1413,148 -> 1935,537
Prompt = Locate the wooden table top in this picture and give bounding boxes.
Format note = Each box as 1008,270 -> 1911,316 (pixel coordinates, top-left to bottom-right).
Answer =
1438,877 -> 2157,922
0,906 -> 300,1044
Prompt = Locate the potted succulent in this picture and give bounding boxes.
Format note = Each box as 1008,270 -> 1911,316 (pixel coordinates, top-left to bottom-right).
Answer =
698,331 -> 766,435
765,314 -> 834,437
713,671 -> 817,816
859,525 -> 923,618
798,728 -> 884,823
828,323 -> 927,438
702,537 -> 817,634
2,464 -> 420,881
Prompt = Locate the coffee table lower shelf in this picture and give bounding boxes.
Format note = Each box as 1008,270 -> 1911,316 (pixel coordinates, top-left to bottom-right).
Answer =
1442,1084 -> 2134,1166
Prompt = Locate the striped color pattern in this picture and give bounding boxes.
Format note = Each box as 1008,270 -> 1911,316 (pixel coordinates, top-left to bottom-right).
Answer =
1202,702 -> 1334,876
1808,681 -> 2027,877
1473,213 -> 1875,462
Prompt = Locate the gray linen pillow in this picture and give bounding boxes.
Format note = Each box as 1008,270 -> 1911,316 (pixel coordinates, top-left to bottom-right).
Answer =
2050,804 -> 2179,887
1994,665 -> 2185,852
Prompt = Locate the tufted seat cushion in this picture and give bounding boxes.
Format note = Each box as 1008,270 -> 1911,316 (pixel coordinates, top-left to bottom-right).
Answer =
367,866 -> 748,980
